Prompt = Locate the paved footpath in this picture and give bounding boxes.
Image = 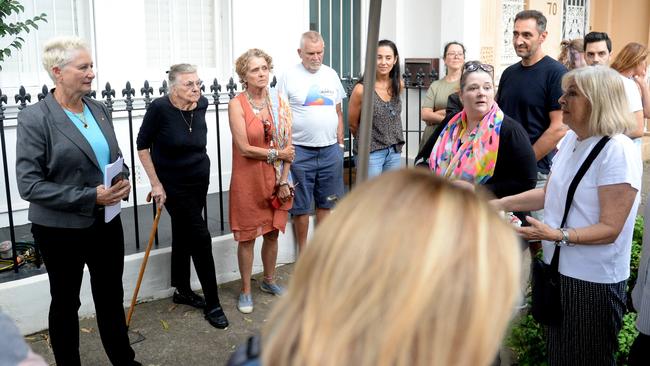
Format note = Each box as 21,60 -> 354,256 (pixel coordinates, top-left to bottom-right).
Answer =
25,158 -> 650,366
26,265 -> 293,366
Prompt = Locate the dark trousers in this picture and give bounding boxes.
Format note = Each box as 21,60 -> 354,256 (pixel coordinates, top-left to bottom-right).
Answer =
628,331 -> 650,366
32,216 -> 135,366
165,180 -> 221,310
547,275 -> 626,366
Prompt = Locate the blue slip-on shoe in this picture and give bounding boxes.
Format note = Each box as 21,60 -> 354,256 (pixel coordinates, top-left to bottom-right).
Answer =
237,293 -> 253,314
260,281 -> 286,296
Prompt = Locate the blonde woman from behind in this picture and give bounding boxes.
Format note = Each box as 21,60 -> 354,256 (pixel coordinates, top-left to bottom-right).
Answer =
260,169 -> 521,366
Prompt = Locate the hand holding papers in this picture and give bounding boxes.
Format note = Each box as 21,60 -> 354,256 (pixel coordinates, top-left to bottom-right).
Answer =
104,157 -> 124,223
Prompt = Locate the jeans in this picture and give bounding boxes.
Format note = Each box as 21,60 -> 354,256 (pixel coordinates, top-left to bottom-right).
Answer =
358,145 -> 402,179
290,144 -> 345,215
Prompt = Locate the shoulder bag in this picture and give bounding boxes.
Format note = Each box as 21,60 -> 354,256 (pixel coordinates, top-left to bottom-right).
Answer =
530,136 -> 610,326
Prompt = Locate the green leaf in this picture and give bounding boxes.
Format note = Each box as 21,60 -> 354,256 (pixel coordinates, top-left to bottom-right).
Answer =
4,48 -> 11,57
160,319 -> 169,330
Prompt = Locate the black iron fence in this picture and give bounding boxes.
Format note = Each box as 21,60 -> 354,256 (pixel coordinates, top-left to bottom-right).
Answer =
0,68 -> 435,276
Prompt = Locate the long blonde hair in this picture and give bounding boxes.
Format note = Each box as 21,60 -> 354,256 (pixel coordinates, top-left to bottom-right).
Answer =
262,169 -> 521,366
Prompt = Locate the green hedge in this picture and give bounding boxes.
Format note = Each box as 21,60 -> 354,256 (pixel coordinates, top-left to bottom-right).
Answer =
506,216 -> 643,365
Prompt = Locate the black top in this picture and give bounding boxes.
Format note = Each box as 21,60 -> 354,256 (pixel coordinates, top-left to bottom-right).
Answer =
496,56 -> 567,174
136,95 -> 210,187
427,114 -> 537,198
415,93 -> 462,163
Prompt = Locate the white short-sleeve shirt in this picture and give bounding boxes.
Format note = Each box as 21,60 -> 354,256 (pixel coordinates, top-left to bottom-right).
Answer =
621,74 -> 643,113
277,63 -> 346,147
542,131 -> 642,283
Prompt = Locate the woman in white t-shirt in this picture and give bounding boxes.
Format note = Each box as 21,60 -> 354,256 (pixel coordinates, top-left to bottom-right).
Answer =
494,66 -> 642,366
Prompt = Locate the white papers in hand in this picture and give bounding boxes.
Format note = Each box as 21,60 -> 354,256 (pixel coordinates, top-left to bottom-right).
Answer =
104,157 -> 124,223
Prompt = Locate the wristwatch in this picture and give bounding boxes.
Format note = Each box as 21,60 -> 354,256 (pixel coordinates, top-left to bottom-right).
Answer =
556,228 -> 570,246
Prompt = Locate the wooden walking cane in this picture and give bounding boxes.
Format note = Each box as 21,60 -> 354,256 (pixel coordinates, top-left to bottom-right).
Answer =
126,193 -> 162,328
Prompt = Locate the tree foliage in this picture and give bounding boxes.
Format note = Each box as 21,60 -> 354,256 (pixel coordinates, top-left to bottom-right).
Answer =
0,0 -> 47,70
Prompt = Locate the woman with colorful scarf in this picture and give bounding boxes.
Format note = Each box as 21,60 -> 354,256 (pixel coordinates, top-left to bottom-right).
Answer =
429,61 -> 536,198
228,49 -> 294,314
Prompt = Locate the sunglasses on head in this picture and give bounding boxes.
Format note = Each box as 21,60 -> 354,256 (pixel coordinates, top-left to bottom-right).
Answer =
463,62 -> 494,73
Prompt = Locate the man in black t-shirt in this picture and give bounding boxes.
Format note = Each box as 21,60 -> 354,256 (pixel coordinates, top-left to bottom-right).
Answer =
496,10 -> 567,179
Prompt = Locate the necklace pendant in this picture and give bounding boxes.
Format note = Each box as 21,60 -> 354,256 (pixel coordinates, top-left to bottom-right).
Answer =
189,127 -> 192,133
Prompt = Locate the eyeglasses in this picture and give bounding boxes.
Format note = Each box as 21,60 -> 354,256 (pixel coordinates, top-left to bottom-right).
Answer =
463,62 -> 494,73
181,80 -> 203,89
446,52 -> 465,58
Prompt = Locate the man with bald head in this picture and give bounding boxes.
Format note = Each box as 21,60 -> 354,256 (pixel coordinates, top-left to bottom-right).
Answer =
277,31 -> 347,255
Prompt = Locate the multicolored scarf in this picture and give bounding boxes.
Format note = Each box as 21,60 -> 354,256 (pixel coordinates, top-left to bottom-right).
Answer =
429,103 -> 503,184
267,87 -> 293,183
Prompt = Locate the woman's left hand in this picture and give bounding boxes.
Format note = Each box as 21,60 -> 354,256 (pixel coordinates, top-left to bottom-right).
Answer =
277,184 -> 292,202
516,216 -> 560,242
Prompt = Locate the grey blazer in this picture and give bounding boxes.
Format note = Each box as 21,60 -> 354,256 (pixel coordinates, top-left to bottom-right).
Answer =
16,92 -> 129,229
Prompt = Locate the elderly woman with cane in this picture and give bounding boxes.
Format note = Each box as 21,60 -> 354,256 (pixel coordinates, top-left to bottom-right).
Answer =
16,36 -> 140,365
137,64 -> 228,329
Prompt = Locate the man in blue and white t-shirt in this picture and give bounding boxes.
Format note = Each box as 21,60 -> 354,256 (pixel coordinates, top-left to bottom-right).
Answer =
277,31 -> 347,255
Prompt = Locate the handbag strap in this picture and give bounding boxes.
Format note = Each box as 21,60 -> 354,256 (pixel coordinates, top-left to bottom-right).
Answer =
550,135 -> 610,270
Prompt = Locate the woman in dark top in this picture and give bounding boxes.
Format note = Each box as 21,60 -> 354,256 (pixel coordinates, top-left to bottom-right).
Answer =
348,39 -> 405,179
136,64 -> 228,329
429,61 -> 537,198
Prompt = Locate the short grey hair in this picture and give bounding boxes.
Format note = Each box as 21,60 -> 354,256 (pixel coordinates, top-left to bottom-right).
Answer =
300,31 -> 324,49
168,63 -> 197,87
42,36 -> 91,82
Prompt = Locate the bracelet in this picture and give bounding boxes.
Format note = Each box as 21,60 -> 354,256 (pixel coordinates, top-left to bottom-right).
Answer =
278,181 -> 289,187
267,148 -> 278,164
571,228 -> 579,244
555,228 -> 570,246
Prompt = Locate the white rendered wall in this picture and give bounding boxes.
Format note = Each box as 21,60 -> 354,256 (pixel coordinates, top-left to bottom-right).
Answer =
230,0 -> 310,79
0,0 -> 312,226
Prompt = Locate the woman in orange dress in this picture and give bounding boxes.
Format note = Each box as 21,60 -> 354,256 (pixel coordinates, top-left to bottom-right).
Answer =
228,48 -> 295,314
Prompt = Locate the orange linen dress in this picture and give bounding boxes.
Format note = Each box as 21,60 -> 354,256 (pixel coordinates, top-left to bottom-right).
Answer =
229,93 -> 290,242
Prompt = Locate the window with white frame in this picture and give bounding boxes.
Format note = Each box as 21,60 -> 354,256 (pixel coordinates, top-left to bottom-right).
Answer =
144,0 -> 216,69
0,0 -> 92,88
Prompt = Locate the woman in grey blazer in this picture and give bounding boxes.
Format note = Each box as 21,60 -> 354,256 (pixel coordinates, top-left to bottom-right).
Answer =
15,37 -> 140,366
